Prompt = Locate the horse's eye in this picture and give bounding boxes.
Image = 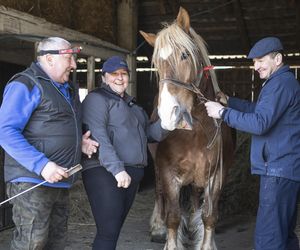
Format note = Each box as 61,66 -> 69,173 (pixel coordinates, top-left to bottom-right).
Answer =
181,51 -> 190,60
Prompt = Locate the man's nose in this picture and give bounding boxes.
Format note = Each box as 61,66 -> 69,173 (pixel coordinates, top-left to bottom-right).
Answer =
254,61 -> 260,71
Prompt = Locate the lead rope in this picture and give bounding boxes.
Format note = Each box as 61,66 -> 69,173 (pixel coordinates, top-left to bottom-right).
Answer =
206,132 -> 224,216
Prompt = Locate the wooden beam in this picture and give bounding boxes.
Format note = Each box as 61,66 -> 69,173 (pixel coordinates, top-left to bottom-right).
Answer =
0,6 -> 129,60
233,0 -> 251,53
156,0 -> 167,15
87,56 -> 95,92
296,0 -> 300,48
117,0 -> 137,97
166,0 -> 179,15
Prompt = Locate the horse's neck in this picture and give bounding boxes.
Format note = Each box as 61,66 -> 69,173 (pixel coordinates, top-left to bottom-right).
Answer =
200,77 -> 215,101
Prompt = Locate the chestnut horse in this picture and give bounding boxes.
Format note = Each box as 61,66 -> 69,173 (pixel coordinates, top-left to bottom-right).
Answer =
140,7 -> 234,250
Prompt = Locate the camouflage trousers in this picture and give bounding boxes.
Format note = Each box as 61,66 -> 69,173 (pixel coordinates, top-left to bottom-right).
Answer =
6,182 -> 69,250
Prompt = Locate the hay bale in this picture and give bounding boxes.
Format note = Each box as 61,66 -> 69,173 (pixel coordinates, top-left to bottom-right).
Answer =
0,0 -> 72,27
71,0 -> 116,43
0,0 -> 116,43
69,177 -> 94,224
219,132 -> 259,218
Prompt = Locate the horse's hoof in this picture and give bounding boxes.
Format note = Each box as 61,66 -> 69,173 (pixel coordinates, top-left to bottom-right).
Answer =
150,232 -> 166,243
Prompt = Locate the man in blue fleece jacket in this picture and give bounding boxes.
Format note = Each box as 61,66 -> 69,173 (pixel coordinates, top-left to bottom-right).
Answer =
205,37 -> 300,250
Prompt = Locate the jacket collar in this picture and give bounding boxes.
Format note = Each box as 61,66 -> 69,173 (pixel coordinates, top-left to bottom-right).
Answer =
263,65 -> 290,87
268,65 -> 290,81
29,62 -> 51,79
101,83 -> 135,105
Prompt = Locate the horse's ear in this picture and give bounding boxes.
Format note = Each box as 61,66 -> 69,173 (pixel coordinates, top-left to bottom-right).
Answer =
139,30 -> 156,47
176,7 -> 190,33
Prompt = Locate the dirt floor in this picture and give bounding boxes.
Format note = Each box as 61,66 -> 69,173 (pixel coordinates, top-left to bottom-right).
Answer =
1,176 -> 300,250
0,185 -> 258,250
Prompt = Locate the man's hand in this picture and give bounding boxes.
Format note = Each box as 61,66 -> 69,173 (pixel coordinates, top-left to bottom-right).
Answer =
41,161 -> 69,183
205,101 -> 225,119
115,171 -> 131,188
82,130 -> 99,158
216,91 -> 228,106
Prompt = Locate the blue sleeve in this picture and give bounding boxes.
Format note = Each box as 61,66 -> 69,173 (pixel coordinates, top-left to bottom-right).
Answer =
0,81 -> 49,175
147,117 -> 169,142
228,96 -> 256,113
223,83 -> 290,135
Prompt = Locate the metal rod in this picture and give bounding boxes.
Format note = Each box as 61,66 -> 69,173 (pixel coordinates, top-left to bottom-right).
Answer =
0,164 -> 82,207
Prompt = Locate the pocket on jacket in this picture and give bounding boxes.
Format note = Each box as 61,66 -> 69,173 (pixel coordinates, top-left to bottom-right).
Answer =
262,143 -> 269,162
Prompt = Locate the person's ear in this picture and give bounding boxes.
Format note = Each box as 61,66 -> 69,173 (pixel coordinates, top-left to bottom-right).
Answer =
275,53 -> 283,65
46,54 -> 54,67
101,74 -> 106,83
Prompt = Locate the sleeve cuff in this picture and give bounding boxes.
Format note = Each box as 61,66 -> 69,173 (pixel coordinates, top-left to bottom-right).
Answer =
220,107 -> 228,119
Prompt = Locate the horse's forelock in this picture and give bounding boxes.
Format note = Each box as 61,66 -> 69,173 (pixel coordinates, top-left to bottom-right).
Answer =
152,23 -> 200,77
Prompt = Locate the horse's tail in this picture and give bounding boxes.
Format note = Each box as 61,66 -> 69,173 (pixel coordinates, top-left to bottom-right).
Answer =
177,204 -> 204,249
177,186 -> 205,249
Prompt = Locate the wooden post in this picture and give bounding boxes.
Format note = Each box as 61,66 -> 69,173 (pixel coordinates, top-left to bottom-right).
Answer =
87,56 -> 95,92
117,0 -> 137,97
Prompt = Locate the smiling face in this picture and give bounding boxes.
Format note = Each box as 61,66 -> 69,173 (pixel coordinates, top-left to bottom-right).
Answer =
39,40 -> 77,84
253,52 -> 283,79
49,52 -> 77,83
104,68 -> 129,97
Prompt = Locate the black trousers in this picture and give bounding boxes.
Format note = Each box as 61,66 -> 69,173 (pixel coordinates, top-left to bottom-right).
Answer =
82,166 -> 144,250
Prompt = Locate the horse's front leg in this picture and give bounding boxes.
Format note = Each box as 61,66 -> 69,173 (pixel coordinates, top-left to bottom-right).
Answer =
150,145 -> 167,243
150,193 -> 167,243
201,174 -> 222,250
163,178 -> 181,250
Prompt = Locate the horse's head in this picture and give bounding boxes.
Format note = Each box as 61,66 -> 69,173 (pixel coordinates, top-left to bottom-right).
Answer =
140,7 -> 218,131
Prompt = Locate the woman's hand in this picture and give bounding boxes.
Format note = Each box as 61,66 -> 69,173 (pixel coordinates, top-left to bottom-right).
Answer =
115,171 -> 131,188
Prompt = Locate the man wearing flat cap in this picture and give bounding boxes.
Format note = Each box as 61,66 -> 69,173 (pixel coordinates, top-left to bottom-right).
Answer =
205,37 -> 300,250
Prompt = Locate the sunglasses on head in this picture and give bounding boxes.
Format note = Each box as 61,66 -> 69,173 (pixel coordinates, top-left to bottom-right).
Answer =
37,46 -> 82,56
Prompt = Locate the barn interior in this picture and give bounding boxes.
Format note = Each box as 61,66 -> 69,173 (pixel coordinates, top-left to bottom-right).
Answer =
0,0 -> 299,243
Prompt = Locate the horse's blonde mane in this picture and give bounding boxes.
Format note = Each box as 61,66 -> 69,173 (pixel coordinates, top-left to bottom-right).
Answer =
152,21 -> 219,92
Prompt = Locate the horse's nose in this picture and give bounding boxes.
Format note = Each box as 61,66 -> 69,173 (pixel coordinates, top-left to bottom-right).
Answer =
172,105 -> 180,119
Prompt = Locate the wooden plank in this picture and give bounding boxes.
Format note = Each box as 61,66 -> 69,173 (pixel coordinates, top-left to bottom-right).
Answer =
233,0 -> 250,53
87,56 -> 95,92
0,6 -> 129,59
296,0 -> 300,49
117,0 -> 137,97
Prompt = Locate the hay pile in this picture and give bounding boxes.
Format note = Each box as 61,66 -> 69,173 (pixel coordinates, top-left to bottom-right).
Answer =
0,0 -> 115,43
219,131 -> 259,218
69,177 -> 94,224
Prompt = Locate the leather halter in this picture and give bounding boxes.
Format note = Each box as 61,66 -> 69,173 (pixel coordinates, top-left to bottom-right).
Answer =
159,65 -> 214,103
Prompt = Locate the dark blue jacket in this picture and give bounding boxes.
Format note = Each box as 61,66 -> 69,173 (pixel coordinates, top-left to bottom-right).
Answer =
223,65 -> 300,181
